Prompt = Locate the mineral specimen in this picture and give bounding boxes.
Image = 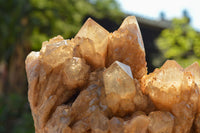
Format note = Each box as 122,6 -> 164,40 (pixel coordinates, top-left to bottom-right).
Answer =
26,36 -> 90,132
25,16 -> 200,133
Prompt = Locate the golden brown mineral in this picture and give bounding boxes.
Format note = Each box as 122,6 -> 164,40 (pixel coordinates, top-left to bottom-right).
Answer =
124,114 -> 149,133
148,111 -> 174,133
185,62 -> 200,133
141,60 -> 185,110
74,18 -> 109,69
26,36 -> 90,132
103,61 -> 136,116
26,16 -> 200,133
106,16 -> 147,80
109,117 -> 124,133
142,60 -> 199,133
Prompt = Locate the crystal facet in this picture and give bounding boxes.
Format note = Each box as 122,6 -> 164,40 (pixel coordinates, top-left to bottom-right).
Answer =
124,114 -> 149,133
142,60 -> 199,132
103,61 -> 136,116
74,18 -> 109,69
106,16 -> 147,79
148,111 -> 174,133
185,62 -> 200,132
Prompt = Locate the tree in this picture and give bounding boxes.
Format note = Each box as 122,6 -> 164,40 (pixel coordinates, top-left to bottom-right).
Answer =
156,17 -> 200,68
0,0 -> 124,60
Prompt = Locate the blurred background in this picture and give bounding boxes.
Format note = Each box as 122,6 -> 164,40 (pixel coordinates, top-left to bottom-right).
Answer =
0,0 -> 199,132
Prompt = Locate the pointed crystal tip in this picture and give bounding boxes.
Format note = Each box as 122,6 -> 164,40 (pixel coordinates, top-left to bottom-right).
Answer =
119,16 -> 144,50
75,17 -> 109,40
74,18 -> 109,69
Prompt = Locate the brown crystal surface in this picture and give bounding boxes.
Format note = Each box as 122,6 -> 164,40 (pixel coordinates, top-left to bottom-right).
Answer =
103,61 -> 136,116
124,114 -> 149,133
74,18 -> 109,69
25,36 -> 90,132
106,16 -> 147,80
26,16 -> 200,133
148,111 -> 174,133
142,60 -> 199,133
142,60 -> 185,110
185,62 -> 200,133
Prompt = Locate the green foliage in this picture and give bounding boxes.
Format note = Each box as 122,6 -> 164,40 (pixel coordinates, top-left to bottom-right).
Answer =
0,0 -> 31,61
156,17 -> 200,68
0,0 -> 124,61
0,94 -> 34,133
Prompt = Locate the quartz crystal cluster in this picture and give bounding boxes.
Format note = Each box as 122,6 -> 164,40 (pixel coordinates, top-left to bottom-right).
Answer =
25,16 -> 200,133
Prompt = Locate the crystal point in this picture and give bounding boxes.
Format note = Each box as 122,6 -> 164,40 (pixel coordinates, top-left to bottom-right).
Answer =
62,57 -> 90,89
106,17 -> 147,79
103,61 -> 136,116
142,60 -> 185,109
119,16 -> 144,50
103,61 -> 136,97
74,18 -> 109,69
142,60 -> 199,132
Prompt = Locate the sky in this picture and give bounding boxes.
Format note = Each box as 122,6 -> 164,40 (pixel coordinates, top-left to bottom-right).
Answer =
117,0 -> 200,31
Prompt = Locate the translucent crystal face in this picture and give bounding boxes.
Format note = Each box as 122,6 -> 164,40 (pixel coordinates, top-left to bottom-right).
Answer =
148,111 -> 174,133
153,67 -> 183,92
73,37 -> 103,69
142,60 -> 197,110
103,61 -> 136,98
74,18 -> 109,68
146,60 -> 184,93
115,61 -> 133,79
185,62 -> 200,87
75,18 -> 109,52
103,61 -> 136,116
39,36 -> 74,68
119,16 -> 144,50
63,57 -> 90,89
106,16 -> 147,79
